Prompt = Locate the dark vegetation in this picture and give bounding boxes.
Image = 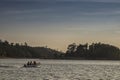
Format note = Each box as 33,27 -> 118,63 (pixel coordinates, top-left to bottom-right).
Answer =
0,40 -> 63,58
0,39 -> 120,60
65,43 -> 120,60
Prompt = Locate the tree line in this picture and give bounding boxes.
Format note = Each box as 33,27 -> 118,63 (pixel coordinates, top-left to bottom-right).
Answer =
0,40 -> 63,58
0,39 -> 120,60
65,43 -> 120,60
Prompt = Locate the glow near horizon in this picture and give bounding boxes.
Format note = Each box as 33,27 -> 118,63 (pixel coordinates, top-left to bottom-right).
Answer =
0,0 -> 120,52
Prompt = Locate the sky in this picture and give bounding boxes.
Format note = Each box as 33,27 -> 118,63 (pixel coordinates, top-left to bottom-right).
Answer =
0,0 -> 120,52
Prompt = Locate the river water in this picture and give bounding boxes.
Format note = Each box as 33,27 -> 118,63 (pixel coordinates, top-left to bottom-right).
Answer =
0,59 -> 120,80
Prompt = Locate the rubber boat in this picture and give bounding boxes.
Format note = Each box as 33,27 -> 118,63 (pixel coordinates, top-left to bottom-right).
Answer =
23,62 -> 40,68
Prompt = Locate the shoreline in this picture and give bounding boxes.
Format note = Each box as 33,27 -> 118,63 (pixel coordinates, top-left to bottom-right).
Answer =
0,57 -> 120,61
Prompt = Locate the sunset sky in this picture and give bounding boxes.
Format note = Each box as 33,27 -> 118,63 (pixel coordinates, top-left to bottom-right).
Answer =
0,0 -> 120,52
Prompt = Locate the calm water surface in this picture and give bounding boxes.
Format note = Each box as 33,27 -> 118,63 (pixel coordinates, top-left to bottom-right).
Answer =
0,59 -> 120,80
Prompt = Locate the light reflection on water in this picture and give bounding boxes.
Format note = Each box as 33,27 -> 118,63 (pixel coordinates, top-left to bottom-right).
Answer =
0,59 -> 120,80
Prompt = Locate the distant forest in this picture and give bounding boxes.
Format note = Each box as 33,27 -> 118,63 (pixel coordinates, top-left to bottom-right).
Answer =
0,40 -> 120,60
0,40 -> 63,59
65,43 -> 120,60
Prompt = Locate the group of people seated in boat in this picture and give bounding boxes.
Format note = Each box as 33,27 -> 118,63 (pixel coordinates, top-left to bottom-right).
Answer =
28,61 -> 37,65
24,61 -> 37,67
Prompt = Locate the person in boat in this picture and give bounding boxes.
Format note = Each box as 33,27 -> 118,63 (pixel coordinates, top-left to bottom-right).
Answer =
29,61 -> 32,65
27,61 -> 30,65
33,61 -> 37,65
24,64 -> 27,67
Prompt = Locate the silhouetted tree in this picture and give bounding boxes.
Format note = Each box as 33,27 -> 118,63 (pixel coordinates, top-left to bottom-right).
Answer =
75,43 -> 88,57
0,39 -> 63,58
65,42 -> 120,60
24,42 -> 28,47
65,43 -> 76,57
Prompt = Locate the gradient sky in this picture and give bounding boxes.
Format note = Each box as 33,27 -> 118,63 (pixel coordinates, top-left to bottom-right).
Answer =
0,0 -> 120,52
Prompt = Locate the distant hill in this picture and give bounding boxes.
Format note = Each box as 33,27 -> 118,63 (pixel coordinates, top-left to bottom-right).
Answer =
65,43 -> 120,60
0,40 -> 64,58
1,39 -> 120,60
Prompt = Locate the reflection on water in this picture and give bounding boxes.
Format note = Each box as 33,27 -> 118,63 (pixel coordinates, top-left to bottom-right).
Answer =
0,59 -> 120,80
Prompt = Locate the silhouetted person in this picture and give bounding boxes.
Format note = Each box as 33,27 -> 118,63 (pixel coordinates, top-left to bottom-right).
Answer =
29,61 -> 32,65
27,61 -> 30,65
24,64 -> 26,67
33,61 -> 36,65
